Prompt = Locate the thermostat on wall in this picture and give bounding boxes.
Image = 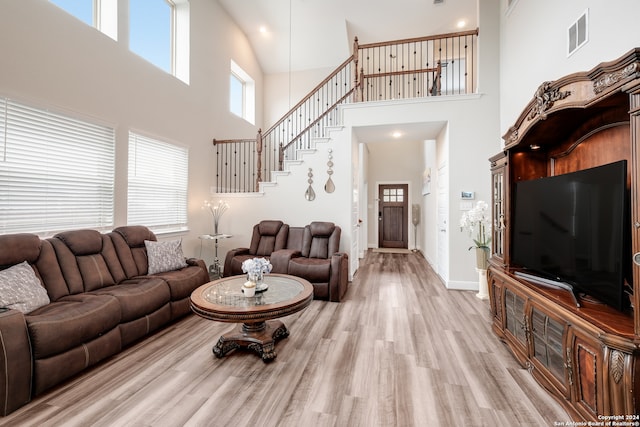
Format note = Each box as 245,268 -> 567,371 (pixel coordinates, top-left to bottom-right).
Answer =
461,191 -> 475,200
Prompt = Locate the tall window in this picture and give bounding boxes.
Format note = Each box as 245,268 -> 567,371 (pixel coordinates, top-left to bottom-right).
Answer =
128,132 -> 188,233
230,72 -> 245,118
129,0 -> 190,83
49,0 -> 118,40
129,0 -> 173,73
0,98 -> 115,235
230,60 -> 256,124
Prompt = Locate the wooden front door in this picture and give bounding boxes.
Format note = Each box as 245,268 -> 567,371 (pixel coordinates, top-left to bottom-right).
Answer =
378,184 -> 408,248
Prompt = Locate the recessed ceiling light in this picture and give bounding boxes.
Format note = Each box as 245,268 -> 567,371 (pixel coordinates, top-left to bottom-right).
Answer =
259,26 -> 268,34
457,20 -> 466,28
392,131 -> 403,139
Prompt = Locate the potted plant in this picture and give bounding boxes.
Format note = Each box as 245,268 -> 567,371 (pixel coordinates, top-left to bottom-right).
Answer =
459,200 -> 491,270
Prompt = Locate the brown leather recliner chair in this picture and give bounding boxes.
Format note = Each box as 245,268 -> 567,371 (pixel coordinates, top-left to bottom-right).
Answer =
286,222 -> 349,302
223,220 -> 289,276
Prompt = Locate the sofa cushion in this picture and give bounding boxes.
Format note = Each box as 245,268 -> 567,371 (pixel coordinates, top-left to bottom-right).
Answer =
0,234 -> 41,266
302,222 -> 340,259
54,229 -> 103,256
26,294 -> 121,359
89,278 -> 170,323
249,221 -> 289,256
50,230 -> 121,293
288,257 -> 331,283
147,265 -> 210,301
110,226 -> 157,277
145,240 -> 188,274
0,261 -> 50,313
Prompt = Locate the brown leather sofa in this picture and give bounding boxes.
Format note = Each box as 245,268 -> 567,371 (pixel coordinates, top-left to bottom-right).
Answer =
0,226 -> 209,416
223,220 -> 349,302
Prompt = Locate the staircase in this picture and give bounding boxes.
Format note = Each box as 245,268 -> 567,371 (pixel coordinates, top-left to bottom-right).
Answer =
213,29 -> 478,194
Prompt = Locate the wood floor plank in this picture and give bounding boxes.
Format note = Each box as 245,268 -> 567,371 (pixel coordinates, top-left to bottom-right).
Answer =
0,251 -> 570,426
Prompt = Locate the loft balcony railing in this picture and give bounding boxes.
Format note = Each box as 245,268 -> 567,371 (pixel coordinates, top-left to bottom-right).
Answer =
214,29 -> 478,193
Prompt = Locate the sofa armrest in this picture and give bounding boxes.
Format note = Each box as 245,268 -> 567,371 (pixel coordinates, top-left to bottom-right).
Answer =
270,249 -> 301,274
223,248 -> 250,277
185,257 -> 209,279
0,309 -> 32,415
329,252 -> 349,302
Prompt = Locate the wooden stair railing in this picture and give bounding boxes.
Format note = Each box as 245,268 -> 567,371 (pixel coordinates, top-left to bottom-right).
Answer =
214,29 -> 478,193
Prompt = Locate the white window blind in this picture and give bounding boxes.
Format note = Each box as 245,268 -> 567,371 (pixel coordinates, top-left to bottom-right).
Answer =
0,98 -> 115,235
128,132 -> 188,232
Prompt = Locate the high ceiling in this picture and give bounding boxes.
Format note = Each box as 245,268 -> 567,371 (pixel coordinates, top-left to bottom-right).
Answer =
218,0 -> 478,75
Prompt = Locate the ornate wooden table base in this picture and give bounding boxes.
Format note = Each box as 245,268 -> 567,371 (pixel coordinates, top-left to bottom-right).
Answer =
191,274 -> 313,364
213,320 -> 289,362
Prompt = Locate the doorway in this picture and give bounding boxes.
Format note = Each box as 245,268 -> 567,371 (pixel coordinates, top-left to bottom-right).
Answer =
378,184 -> 408,248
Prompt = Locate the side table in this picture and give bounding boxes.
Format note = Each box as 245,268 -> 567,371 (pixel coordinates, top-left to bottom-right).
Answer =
198,233 -> 232,279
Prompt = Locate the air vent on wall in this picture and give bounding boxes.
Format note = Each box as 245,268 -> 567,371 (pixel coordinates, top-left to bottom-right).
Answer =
434,0 -> 444,4
568,9 -> 589,56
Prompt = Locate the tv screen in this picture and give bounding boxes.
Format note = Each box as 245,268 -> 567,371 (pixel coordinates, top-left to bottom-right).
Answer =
512,160 -> 630,311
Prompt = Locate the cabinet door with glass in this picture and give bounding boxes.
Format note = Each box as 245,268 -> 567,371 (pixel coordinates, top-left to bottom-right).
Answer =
489,153 -> 507,266
503,287 -> 529,363
529,302 -> 569,399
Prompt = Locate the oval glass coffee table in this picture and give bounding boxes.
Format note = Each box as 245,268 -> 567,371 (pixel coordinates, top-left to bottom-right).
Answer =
190,274 -> 313,362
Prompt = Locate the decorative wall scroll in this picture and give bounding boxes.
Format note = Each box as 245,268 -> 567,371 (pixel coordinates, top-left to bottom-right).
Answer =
305,168 -> 316,201
324,149 -> 335,193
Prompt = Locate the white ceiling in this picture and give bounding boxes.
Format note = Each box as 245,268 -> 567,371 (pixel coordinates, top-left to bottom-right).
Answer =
217,0 -> 478,75
217,0 -> 476,142
353,122 -> 446,144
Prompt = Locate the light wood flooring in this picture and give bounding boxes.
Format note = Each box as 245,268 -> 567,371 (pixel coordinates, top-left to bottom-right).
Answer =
1,251 -> 569,426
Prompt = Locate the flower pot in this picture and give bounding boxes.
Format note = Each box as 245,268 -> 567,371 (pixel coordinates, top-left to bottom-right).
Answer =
475,247 -> 489,270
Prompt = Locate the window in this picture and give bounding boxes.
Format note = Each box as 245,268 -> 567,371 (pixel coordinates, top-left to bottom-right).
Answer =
383,188 -> 404,203
230,73 -> 244,117
568,9 -> 589,56
230,60 -> 256,124
49,0 -> 118,40
129,0 -> 190,83
129,0 -> 173,73
128,132 -> 188,233
0,97 -> 115,235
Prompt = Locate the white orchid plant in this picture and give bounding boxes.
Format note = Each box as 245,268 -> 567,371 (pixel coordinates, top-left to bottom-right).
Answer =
459,200 -> 491,250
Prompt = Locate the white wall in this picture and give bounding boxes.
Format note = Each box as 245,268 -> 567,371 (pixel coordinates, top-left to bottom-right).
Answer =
0,0 -> 264,258
263,66 -> 336,129
364,140 -> 424,250
500,0 -> 640,135
210,132 -> 353,272
342,94 -> 497,287
422,139 -> 437,265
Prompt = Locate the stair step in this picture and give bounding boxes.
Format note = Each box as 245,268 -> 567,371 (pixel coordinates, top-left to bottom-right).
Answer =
271,170 -> 290,177
312,137 -> 331,144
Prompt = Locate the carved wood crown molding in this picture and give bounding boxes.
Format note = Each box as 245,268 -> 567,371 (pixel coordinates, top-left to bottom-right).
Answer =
593,62 -> 640,94
527,81 -> 572,120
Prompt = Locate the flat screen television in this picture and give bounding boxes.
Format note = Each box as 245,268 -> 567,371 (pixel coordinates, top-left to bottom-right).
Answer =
512,160 -> 630,311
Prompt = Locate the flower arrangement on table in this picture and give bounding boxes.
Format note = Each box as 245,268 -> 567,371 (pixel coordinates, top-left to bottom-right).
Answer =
241,257 -> 273,294
203,200 -> 229,235
459,200 -> 491,269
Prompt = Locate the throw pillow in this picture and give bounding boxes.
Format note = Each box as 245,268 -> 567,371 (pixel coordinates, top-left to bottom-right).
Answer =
0,261 -> 50,313
145,239 -> 188,275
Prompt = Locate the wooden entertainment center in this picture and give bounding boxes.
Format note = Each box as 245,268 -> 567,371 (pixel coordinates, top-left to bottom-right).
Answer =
488,49 -> 640,419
